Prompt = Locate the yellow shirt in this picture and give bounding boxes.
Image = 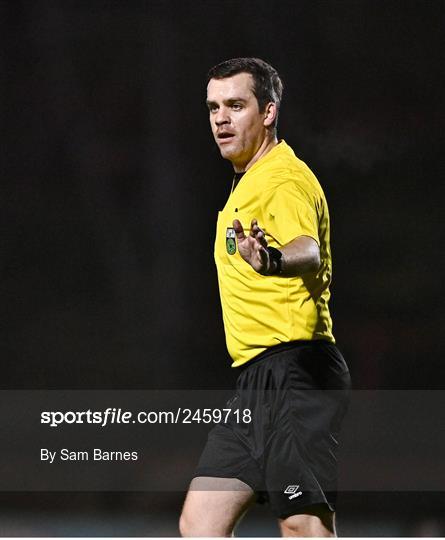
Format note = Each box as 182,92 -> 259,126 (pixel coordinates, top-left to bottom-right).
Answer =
214,140 -> 335,367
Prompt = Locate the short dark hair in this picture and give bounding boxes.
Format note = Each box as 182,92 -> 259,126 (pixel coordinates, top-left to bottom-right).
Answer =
207,57 -> 283,128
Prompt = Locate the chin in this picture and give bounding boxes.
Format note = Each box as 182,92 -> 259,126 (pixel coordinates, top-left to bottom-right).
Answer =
219,146 -> 239,162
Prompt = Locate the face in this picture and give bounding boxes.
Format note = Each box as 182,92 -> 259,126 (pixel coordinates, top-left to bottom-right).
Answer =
206,73 -> 274,171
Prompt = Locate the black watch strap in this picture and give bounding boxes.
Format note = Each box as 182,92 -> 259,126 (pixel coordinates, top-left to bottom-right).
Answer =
266,246 -> 283,275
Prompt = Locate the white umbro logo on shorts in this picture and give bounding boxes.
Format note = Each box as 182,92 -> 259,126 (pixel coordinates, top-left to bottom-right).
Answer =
284,485 -> 303,500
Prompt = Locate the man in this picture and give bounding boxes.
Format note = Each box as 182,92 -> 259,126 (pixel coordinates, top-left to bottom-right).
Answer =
180,58 -> 350,537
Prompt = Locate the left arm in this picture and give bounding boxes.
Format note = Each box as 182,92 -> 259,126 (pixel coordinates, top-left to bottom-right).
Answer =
233,219 -> 320,277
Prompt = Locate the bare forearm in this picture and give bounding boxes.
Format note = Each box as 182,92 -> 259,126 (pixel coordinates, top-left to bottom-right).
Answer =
278,236 -> 320,277
234,219 -> 320,277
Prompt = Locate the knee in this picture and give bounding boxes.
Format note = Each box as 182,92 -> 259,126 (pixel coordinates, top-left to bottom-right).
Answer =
179,509 -> 232,537
179,511 -> 193,537
280,506 -> 336,537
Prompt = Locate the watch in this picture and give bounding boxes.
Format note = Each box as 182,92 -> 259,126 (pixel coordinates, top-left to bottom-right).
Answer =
266,246 -> 283,275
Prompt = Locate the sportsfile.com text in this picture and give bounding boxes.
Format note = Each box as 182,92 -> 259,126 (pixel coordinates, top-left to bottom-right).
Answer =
41,408 -> 252,427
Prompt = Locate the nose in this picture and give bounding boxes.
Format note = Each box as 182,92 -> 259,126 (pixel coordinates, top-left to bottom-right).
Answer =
214,106 -> 230,127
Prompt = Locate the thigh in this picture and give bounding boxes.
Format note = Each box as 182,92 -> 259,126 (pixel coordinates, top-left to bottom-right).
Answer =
194,419 -> 264,492
278,505 -> 336,537
180,476 -> 255,537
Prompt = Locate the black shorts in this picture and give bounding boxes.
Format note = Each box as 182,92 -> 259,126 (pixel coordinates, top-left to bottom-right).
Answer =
194,340 -> 351,519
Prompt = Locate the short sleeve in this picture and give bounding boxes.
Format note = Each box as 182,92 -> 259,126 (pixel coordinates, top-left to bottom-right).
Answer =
261,179 -> 320,247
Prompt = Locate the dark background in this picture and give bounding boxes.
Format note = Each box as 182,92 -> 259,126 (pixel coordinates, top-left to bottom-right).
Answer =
1,0 -> 444,536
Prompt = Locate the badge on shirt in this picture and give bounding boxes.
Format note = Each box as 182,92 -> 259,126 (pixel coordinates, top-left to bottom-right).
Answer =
226,227 -> 236,255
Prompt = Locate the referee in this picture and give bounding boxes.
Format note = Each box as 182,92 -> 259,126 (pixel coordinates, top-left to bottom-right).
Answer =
180,58 -> 350,537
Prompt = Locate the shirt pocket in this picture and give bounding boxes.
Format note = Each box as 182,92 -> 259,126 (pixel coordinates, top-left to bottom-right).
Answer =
224,210 -> 252,266
215,209 -> 252,267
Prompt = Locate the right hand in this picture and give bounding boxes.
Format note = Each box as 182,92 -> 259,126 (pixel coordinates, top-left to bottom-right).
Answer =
233,218 -> 272,274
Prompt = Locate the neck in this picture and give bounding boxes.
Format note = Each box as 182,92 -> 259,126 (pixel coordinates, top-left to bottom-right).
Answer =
233,134 -> 278,173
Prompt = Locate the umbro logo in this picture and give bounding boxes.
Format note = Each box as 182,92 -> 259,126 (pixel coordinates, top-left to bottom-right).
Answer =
284,485 -> 303,500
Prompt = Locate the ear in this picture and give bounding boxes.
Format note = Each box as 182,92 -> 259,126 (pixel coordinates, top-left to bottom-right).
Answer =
263,102 -> 277,128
